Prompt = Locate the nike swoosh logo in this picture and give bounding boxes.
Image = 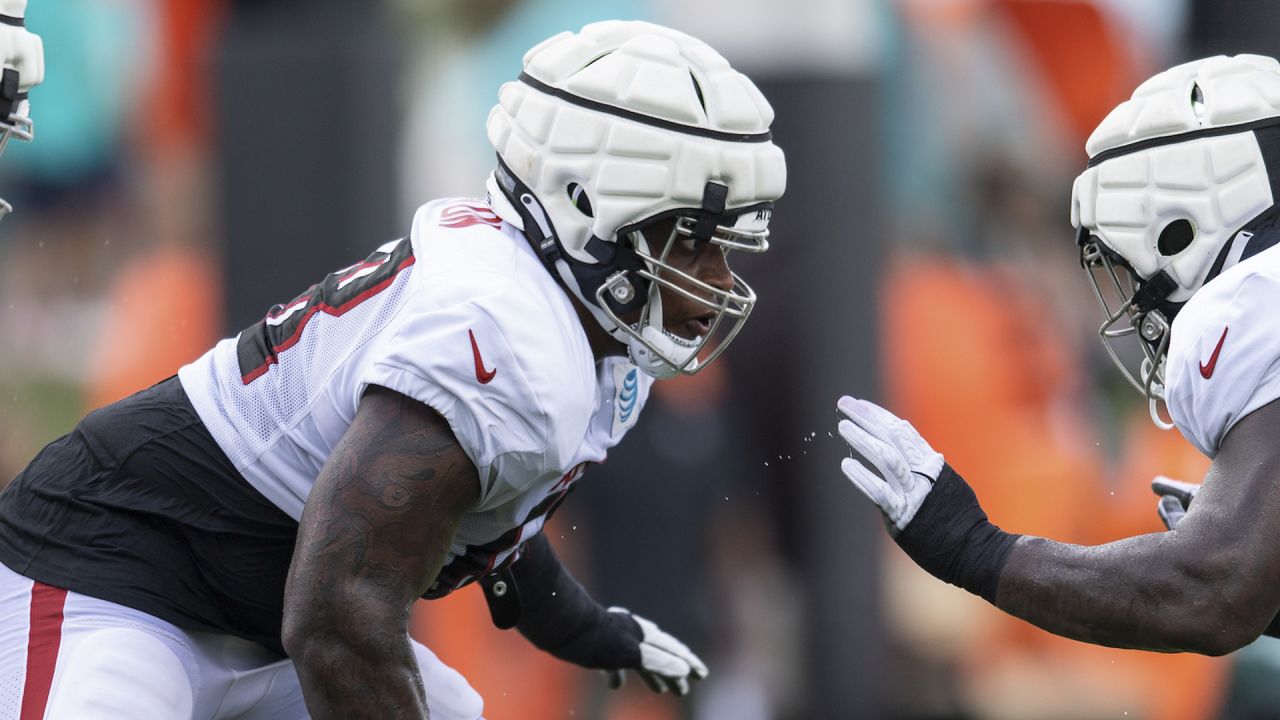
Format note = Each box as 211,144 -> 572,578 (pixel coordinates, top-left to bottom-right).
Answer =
469,329 -> 497,384
1199,326 -> 1229,379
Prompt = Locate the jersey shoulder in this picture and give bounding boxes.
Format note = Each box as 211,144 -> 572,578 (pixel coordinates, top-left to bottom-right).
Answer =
409,198 -> 519,276
364,198 -> 600,502
403,197 -> 597,409
1165,243 -> 1280,456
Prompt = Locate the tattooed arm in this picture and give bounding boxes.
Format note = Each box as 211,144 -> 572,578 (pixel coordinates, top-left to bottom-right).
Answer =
282,386 -> 479,719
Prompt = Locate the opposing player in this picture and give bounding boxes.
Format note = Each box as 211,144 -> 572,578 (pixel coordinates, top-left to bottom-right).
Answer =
0,21 -> 785,718
838,55 -> 1280,655
0,0 -> 42,220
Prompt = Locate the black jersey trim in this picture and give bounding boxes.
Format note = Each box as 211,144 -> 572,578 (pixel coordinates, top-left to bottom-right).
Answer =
237,239 -> 415,384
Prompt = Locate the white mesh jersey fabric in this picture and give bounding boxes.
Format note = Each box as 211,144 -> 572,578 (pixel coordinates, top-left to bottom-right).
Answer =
1165,242 -> 1280,457
0,563 -> 27,720
0,670 -> 19,719
180,237 -> 418,517
180,198 -> 651,590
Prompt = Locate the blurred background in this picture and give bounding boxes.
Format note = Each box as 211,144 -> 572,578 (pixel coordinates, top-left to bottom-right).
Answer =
1,0 -> 1279,718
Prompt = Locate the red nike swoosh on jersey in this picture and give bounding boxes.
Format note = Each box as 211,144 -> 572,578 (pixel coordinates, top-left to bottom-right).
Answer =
1199,326 -> 1229,379
469,329 -> 497,384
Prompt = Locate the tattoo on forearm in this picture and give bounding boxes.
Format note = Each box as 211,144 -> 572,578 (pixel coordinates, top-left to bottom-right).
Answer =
284,387 -> 479,719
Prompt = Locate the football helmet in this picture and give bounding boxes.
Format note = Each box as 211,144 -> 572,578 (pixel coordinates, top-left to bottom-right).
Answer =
1071,55 -> 1280,426
485,20 -> 786,378
0,0 -> 43,220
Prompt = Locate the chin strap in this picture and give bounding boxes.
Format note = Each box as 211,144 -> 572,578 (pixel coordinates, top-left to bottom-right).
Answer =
488,159 -> 649,320
1133,270 -> 1176,313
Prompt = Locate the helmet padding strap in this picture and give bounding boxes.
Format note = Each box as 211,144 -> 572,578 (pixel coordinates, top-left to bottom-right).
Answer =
692,181 -> 730,244
1133,271 -> 1176,313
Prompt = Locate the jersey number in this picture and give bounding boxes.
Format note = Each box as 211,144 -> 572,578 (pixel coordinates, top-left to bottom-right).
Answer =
236,239 -> 416,383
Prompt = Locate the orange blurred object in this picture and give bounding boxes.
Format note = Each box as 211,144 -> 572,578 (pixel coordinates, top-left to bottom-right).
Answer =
85,246 -> 223,410
991,0 -> 1140,147
142,0 -> 225,153
880,254 -> 1226,720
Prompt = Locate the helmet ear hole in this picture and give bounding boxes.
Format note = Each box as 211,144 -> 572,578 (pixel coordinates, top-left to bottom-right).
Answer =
566,182 -> 594,218
1157,219 -> 1195,256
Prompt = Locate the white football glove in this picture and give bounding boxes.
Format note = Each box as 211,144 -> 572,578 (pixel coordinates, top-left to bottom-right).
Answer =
1152,475 -> 1199,530
836,395 -> 945,534
603,608 -> 708,696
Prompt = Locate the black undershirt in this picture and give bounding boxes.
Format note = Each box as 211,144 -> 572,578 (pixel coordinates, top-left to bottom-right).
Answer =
0,377 -> 299,656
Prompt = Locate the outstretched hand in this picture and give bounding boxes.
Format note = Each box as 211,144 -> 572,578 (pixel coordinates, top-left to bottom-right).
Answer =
836,396 -> 1020,604
836,395 -> 944,534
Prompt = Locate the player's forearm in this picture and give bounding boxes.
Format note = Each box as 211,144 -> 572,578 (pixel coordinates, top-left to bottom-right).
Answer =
996,533 -> 1260,655
852,454 -> 1269,655
287,613 -> 427,719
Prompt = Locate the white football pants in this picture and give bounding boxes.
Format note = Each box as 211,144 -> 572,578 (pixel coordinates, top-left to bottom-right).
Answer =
0,561 -> 484,719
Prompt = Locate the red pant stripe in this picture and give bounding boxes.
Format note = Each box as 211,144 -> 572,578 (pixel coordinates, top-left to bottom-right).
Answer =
20,582 -> 68,720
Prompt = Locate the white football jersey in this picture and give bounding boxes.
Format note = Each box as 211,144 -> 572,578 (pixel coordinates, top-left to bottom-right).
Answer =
1165,241 -> 1280,458
178,198 -> 652,595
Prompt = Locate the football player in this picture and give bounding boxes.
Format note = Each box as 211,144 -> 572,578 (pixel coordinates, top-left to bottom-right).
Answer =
838,55 -> 1280,656
0,21 -> 785,719
0,0 -> 42,220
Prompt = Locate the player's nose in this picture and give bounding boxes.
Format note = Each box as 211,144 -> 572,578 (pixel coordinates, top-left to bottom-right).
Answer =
694,245 -> 733,293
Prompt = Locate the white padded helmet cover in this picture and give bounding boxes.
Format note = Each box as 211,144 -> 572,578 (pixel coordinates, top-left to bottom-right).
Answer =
486,20 -> 787,265
1072,55 -> 1280,301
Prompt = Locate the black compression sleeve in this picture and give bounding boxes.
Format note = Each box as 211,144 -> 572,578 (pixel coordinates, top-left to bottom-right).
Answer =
894,464 -> 1021,603
509,534 -> 642,669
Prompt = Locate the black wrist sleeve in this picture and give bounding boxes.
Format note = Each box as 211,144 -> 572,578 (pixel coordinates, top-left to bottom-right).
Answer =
894,464 -> 1021,603
508,534 -> 642,670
